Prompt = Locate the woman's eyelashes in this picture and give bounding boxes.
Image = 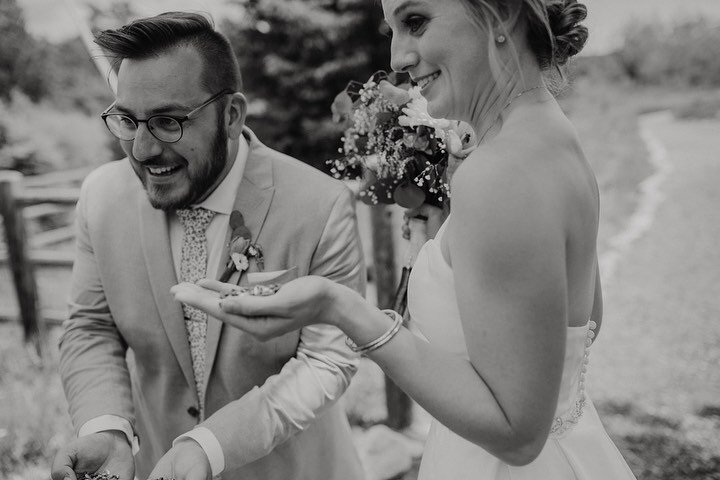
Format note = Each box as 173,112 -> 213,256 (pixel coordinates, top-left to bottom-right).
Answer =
403,15 -> 427,34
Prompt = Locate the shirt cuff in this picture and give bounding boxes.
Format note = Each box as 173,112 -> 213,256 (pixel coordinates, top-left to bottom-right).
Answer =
78,415 -> 140,455
174,427 -> 225,476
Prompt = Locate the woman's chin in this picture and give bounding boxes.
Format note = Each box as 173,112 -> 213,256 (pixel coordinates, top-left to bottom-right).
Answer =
426,100 -> 451,121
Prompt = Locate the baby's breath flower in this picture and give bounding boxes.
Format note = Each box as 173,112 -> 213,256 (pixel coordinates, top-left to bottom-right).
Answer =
328,72 -> 468,207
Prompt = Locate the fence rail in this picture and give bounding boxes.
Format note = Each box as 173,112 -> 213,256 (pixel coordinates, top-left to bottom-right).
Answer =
0,308 -> 66,326
0,169 -> 83,359
16,188 -> 81,206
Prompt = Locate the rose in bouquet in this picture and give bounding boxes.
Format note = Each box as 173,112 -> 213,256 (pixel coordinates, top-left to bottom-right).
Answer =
328,71 -> 474,208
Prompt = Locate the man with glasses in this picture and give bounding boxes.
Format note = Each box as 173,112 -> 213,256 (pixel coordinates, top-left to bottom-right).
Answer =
51,12 -> 365,480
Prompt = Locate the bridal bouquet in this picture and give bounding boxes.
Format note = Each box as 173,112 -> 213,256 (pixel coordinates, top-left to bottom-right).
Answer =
328,71 -> 474,208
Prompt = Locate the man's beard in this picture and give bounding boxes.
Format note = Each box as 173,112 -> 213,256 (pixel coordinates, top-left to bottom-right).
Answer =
145,121 -> 228,211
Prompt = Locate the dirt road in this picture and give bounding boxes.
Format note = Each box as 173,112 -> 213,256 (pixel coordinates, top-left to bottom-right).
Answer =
591,113 -> 720,416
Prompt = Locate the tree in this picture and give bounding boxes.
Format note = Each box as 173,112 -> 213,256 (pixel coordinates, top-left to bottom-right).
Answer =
0,0 -> 48,101
44,37 -> 114,115
222,0 -> 391,171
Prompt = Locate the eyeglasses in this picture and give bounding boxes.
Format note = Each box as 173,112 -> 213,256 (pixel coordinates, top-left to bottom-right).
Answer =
101,89 -> 234,143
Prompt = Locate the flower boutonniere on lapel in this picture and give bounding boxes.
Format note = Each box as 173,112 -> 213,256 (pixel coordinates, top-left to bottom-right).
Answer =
219,210 -> 264,283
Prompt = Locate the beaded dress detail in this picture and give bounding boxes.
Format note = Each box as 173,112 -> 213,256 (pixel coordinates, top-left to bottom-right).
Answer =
550,319 -> 597,436
407,217 -> 636,480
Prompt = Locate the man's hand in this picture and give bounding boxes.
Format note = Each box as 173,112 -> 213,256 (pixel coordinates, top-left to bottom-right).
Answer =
51,431 -> 134,480
147,438 -> 211,480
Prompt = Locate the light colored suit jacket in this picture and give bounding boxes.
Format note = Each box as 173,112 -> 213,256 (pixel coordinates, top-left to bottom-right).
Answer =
59,129 -> 366,480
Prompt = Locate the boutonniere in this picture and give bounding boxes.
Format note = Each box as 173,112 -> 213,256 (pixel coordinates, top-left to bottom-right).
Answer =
219,210 -> 264,283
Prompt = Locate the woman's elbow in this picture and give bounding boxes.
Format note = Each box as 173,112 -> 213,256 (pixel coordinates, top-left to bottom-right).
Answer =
493,429 -> 547,466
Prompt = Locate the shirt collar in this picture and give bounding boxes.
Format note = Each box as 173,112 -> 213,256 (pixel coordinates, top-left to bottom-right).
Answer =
196,136 -> 248,216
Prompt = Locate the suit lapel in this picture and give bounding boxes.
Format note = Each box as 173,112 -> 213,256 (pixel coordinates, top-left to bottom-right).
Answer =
204,128 -> 276,394
138,195 -> 197,397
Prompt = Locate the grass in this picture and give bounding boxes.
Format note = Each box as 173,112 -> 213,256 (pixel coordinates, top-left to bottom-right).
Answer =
0,328 -> 72,480
599,402 -> 720,480
2,75 -> 720,479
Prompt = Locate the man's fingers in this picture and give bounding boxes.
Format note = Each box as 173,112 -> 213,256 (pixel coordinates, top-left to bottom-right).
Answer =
52,465 -> 77,480
146,463 -> 171,480
51,448 -> 77,480
185,464 -> 209,480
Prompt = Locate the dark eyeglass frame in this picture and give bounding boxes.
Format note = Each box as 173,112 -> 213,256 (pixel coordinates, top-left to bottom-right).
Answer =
101,89 -> 234,143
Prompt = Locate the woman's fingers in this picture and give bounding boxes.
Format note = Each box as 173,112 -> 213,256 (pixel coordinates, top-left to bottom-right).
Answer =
171,283 -> 223,316
204,303 -> 284,340
197,278 -> 237,295
219,294 -> 280,317
171,282 -> 290,340
172,281 -> 288,318
212,309 -> 252,330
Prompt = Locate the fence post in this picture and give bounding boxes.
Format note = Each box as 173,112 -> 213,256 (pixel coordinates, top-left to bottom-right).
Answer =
0,170 -> 45,359
370,205 -> 413,430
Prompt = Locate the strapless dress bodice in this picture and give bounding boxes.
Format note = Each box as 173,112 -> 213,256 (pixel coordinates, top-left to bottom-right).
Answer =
405,216 -> 636,480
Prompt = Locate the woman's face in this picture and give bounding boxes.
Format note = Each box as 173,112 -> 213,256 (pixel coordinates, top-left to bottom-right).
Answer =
382,0 -> 491,121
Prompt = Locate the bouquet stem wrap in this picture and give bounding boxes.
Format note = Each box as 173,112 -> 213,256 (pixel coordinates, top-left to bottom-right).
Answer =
393,217 -> 429,319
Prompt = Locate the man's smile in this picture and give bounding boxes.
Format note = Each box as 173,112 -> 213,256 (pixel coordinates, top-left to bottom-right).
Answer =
147,164 -> 182,176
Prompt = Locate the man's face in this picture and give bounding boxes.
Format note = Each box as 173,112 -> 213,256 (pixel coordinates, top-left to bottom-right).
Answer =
114,47 -> 230,210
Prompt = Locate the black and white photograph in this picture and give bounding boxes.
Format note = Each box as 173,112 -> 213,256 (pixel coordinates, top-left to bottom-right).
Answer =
1,1 -> 719,479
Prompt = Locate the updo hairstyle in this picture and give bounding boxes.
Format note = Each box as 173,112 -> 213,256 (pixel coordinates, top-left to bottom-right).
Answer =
461,0 -> 589,71
529,0 -> 589,68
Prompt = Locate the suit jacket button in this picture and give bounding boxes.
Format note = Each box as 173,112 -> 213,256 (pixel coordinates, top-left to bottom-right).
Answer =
187,406 -> 200,418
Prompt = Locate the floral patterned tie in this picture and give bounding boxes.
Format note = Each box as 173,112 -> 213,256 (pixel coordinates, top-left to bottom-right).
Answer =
177,207 -> 216,417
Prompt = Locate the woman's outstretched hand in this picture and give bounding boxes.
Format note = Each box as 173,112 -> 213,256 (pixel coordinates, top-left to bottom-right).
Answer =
171,276 -> 340,341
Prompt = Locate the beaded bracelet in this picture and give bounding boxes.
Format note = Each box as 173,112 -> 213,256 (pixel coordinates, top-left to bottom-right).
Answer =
345,309 -> 403,356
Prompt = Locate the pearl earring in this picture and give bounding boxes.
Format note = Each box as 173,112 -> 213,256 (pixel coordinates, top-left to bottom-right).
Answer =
496,34 -> 506,44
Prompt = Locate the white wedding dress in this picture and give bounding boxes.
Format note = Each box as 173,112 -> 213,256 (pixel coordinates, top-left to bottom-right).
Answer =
407,218 -> 637,479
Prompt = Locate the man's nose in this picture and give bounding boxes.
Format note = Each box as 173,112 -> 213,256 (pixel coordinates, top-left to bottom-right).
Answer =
132,123 -> 163,161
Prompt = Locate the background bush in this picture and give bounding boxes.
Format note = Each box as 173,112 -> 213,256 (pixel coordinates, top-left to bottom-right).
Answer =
618,19 -> 720,87
0,92 -> 112,175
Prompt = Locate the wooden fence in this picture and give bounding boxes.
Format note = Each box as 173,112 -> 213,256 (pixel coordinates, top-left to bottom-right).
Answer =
0,168 -> 87,358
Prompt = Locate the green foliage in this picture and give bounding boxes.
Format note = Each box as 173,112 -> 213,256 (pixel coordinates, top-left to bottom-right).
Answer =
222,0 -> 391,170
618,19 -> 720,87
0,0 -> 49,101
0,0 -> 118,174
43,37 -> 115,116
0,92 -> 113,175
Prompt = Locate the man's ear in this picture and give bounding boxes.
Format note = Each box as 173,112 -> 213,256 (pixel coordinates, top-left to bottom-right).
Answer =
226,92 -> 248,139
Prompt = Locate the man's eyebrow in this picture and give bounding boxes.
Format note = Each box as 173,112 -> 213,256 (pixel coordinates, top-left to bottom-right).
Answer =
113,102 -> 193,115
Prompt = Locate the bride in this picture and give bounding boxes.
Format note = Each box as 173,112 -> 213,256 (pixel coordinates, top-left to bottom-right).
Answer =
175,0 -> 637,478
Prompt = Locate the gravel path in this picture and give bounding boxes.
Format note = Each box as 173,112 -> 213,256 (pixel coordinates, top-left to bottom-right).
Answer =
590,113 -> 720,416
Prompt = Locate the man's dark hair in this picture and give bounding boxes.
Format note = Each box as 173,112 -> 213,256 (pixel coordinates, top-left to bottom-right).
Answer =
94,11 -> 242,94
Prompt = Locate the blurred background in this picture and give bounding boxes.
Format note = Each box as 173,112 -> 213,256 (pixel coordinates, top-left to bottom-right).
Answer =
1,1 -> 719,479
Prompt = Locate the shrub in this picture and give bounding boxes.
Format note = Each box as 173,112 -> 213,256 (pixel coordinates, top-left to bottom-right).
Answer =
618,19 -> 720,87
0,92 -> 113,175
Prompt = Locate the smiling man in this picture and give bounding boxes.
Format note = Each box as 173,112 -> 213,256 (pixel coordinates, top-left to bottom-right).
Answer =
51,12 -> 365,480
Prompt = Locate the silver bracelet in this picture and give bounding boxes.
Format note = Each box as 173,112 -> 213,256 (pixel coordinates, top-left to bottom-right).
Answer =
345,309 -> 404,355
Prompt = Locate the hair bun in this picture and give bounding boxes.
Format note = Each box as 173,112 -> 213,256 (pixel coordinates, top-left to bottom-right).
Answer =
547,0 -> 589,64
